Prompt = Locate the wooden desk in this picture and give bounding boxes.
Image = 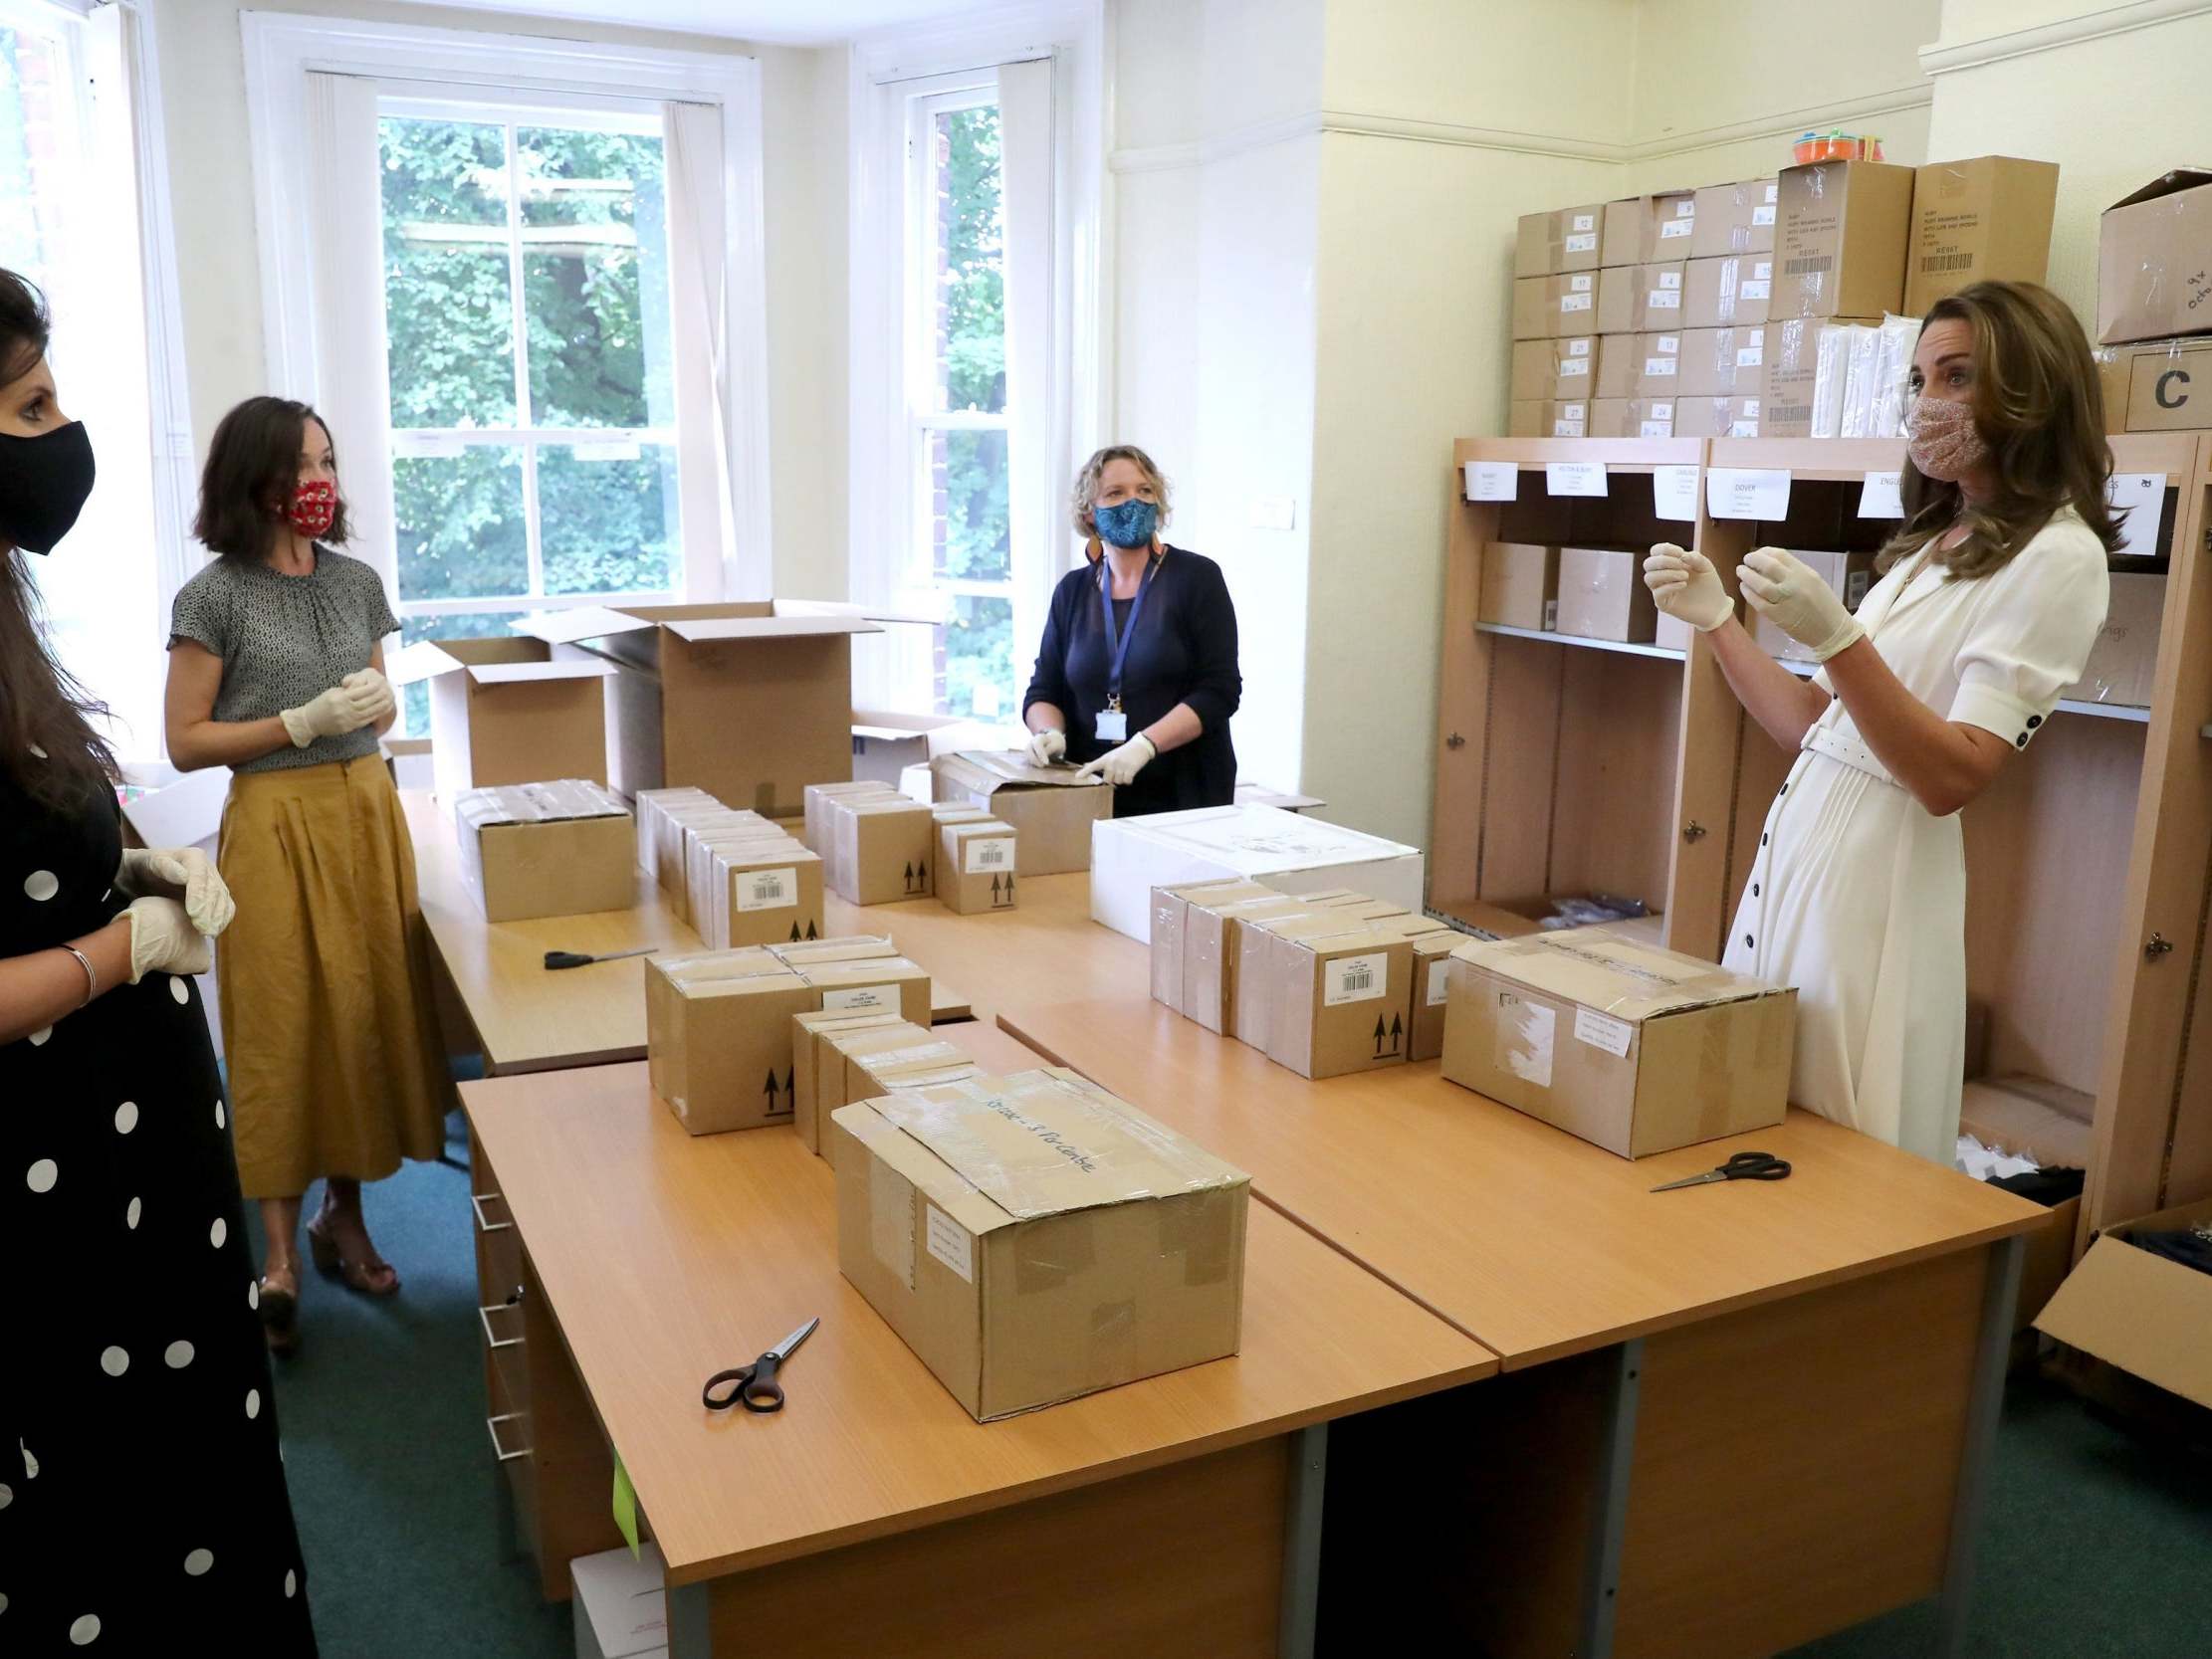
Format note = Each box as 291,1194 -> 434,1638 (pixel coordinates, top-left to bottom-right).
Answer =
828,877 -> 2044,1658
463,1059 -> 1495,1658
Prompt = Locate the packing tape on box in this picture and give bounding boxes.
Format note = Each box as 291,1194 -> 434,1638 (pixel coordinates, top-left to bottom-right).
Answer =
655,949 -> 796,990
458,777 -> 628,828
1089,1300 -> 1137,1376
1158,1186 -> 1238,1288
1015,1215 -> 1098,1293
1469,933 -> 1768,1021
1697,1013 -> 1735,1140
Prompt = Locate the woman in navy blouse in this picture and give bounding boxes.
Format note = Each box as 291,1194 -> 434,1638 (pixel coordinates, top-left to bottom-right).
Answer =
1021,446 -> 1242,817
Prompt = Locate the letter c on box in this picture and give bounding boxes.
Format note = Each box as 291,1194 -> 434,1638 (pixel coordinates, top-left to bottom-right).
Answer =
2156,367 -> 2191,410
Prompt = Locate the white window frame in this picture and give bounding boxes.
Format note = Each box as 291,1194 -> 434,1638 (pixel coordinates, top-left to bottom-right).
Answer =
238,10 -> 772,607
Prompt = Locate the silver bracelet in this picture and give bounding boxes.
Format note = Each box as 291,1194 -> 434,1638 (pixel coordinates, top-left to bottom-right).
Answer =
63,944 -> 98,1007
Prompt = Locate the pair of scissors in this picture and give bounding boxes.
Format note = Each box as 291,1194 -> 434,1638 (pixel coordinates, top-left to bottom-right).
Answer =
702,1317 -> 819,1413
1651,1150 -> 1792,1192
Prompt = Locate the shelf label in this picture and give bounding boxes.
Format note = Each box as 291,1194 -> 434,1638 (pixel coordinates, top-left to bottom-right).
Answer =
1464,461 -> 1517,502
1545,461 -> 1608,499
2108,473 -> 2163,559
1653,464 -> 1700,521
1859,471 -> 1903,519
1705,467 -> 1792,521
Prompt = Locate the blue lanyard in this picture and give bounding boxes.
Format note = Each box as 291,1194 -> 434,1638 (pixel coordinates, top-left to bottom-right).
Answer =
1098,552 -> 1161,711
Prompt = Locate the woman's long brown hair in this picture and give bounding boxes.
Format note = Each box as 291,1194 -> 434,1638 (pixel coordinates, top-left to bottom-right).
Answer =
1880,281 -> 2125,578
0,269 -> 117,811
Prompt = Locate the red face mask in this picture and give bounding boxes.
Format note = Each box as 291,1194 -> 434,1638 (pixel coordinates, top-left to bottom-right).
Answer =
287,479 -> 337,539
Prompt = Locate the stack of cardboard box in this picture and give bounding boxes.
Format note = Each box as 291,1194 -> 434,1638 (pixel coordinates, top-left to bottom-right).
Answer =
633,784 -> 826,945
2095,170 -> 2212,435
801,779 -> 1021,913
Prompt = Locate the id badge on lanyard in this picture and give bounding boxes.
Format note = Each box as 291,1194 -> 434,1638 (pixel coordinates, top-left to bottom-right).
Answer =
1097,554 -> 1159,744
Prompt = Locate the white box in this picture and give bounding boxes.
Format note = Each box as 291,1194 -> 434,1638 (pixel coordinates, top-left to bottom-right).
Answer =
898,762 -> 934,805
571,1544 -> 669,1659
1089,804 -> 1427,942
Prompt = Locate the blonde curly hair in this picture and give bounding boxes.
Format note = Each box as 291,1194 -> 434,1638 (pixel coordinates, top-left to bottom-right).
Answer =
1069,445 -> 1172,545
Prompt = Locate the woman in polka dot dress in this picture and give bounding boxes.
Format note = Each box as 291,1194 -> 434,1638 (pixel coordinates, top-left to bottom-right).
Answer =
0,273 -> 318,1648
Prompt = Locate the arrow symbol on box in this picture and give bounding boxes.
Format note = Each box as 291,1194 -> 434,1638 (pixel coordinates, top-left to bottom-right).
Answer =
1389,1013 -> 1404,1054
1374,1013 -> 1388,1055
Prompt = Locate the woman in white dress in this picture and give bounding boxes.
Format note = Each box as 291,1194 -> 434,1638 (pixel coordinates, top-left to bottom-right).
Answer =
1644,282 -> 2119,1162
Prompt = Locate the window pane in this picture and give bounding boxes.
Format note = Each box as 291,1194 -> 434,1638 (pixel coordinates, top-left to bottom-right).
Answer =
940,593 -> 1012,721
380,116 -> 516,427
393,447 -> 528,602
519,128 -> 673,428
539,442 -> 678,595
0,26 -> 70,281
396,610 -> 529,738
930,427 -> 1010,581
931,104 -> 1004,415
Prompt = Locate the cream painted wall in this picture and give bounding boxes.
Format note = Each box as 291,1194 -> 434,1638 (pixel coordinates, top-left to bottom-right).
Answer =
149,0 -> 846,599
1322,0 -> 1641,137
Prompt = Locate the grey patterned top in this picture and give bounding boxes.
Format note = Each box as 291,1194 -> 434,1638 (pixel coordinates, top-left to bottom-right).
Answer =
167,548 -> 399,773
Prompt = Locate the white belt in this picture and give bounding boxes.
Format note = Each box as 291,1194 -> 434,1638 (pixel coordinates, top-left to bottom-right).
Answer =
1802,724 -> 1898,787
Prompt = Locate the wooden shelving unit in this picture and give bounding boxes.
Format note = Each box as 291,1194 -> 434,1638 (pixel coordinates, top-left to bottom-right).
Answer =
1433,432 -> 2212,1245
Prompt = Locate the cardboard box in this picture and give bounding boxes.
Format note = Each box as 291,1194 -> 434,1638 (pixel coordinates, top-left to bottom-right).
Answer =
1906,156 -> 2059,315
1510,335 -> 1599,400
1753,551 -> 1876,663
1440,929 -> 1796,1157
385,636 -> 614,807
516,601 -> 885,817
701,838 -> 826,949
1479,542 -> 1558,632
770,933 -> 895,969
570,1542 -> 669,1659
1674,326 -> 1762,397
1507,399 -> 1590,439
1646,189 -> 1699,258
1683,255 -> 1776,329
1150,879 -> 1276,1011
2012,1193 -> 2082,1336
803,780 -> 902,861
797,957 -> 933,1027
1554,546 -> 1657,644
849,711 -> 996,786
645,949 -> 816,1135
453,779 -> 634,924
1627,260 -> 1689,331
1515,203 -> 1608,276
655,800 -> 763,922
1959,1073 -> 2095,1169
2121,337 -> 2212,430
634,786 -> 716,883
1689,177 -> 1779,259
1776,160 -> 1915,318
1088,804 -> 1425,943
1512,271 -> 1632,339
1760,315 -> 1881,436
1671,395 -> 1766,439
1269,929 -> 1416,1080
931,751 -> 1113,876
815,1025 -> 962,1167
2035,1193 -> 2212,1411
1595,334 -> 1641,400
1595,331 -> 1682,399
1599,197 -> 1648,267
1407,931 -> 1459,1063
845,1037 -> 978,1111
1588,399 -> 1676,439
2097,169 -> 2212,345
938,820 -> 1019,915
825,795 -> 937,905
791,1009 -> 912,1153
832,1071 -> 1250,1420
1235,900 -> 1405,1057
2065,572 -> 2164,708
1183,892 -> 1309,1035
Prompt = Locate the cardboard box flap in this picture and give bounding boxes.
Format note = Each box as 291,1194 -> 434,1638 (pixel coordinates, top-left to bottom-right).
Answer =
2108,168 -> 2212,211
466,657 -> 615,686
851,711 -> 968,740
457,779 -> 627,829
1119,804 -> 1418,865
666,614 -> 879,643
862,1073 -> 1249,1223
512,605 -> 656,646
2034,1209 -> 2212,1411
938,750 -> 1108,791
776,598 -> 942,627
835,1099 -> 1011,1238
1449,927 -> 1782,1022
382,640 -> 467,687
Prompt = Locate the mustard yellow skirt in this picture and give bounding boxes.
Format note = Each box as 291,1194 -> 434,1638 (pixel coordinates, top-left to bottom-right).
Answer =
217,756 -> 452,1199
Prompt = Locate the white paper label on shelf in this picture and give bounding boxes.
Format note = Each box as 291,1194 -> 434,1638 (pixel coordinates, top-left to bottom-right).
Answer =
823,985 -> 890,1012
1561,293 -> 1594,313
1649,291 -> 1680,311
1740,280 -> 1772,300
1426,958 -> 1450,1008
1567,337 -> 1593,356
1653,464 -> 1701,521
1645,357 -> 1677,378
1706,467 -> 1793,520
1560,357 -> 1590,378
1859,471 -> 1904,518
1571,274 -> 1594,292
964,837 -> 1011,874
2107,473 -> 2164,558
1754,202 -> 1776,224
1736,343 -> 1765,367
1572,212 -> 1596,232
1565,232 -> 1598,253
1640,420 -> 1672,437
1553,421 -> 1587,438
736,867 -> 798,912
1657,334 -> 1679,354
1501,995 -> 1556,1089
924,1204 -> 974,1283
1545,462 -> 1608,499
1465,462 -> 1517,502
1659,218 -> 1692,239
1574,1006 -> 1635,1058
1324,952 -> 1390,1007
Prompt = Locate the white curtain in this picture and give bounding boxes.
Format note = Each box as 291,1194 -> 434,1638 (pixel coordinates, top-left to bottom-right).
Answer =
302,73 -> 398,605
665,99 -> 746,599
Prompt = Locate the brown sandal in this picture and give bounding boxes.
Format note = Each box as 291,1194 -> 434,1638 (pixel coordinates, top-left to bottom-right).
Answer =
259,1263 -> 302,1354
307,1213 -> 400,1298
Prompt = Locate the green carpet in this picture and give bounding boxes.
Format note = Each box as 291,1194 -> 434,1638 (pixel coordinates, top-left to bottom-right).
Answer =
254,1115 -> 2212,1659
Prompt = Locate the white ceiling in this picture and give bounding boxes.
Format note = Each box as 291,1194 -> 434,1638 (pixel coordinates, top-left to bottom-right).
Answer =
388,0 -> 999,48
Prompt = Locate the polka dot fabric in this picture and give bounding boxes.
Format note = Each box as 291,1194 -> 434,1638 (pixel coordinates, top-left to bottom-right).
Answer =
166,546 -> 397,775
1,764 -> 317,1651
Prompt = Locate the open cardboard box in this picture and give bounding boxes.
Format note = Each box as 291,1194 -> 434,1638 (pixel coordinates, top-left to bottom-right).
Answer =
849,711 -> 1005,786
2036,1194 -> 2212,1410
384,637 -> 614,805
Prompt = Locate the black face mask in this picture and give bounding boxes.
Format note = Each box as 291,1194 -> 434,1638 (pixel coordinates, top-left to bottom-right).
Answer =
0,420 -> 96,554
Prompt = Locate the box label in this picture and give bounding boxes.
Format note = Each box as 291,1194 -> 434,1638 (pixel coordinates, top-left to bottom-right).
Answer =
924,1203 -> 974,1283
1565,232 -> 1598,253
1645,357 -> 1677,378
1561,293 -> 1594,313
964,837 -> 1011,874
1570,274 -> 1594,293
1499,994 -> 1556,1089
1545,462 -> 1608,498
1659,271 -> 1683,290
1740,279 -> 1771,301
1674,199 -> 1696,218
1654,464 -> 1701,521
1859,471 -> 1903,519
1560,357 -> 1590,377
1574,1006 -> 1635,1058
1567,337 -> 1592,356
1736,342 -> 1765,367
1657,334 -> 1679,353
736,867 -> 798,912
1649,290 -> 1680,311
1730,419 -> 1760,437
824,985 -> 891,1012
1640,420 -> 1671,437
1465,461 -> 1517,502
1325,953 -> 1390,1006
1660,219 -> 1692,240
1753,260 -> 1773,280
872,1166 -> 916,1291
1572,212 -> 1596,232
1426,958 -> 1450,1007
1753,203 -> 1776,224
1553,420 -> 1586,438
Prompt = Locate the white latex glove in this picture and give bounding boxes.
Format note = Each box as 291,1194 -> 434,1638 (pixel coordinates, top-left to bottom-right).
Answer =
340,667 -> 396,726
117,846 -> 235,936
1075,733 -> 1155,787
1643,542 -> 1733,633
124,896 -> 213,984
280,683 -> 377,748
1738,546 -> 1865,662
1024,726 -> 1067,767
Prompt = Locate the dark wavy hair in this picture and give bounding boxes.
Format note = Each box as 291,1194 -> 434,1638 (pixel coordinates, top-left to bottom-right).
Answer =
0,269 -> 117,810
193,394 -> 350,561
1880,282 -> 2126,578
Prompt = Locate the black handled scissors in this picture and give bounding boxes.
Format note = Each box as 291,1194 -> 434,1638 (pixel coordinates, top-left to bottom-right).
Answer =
702,1317 -> 819,1413
1651,1150 -> 1792,1192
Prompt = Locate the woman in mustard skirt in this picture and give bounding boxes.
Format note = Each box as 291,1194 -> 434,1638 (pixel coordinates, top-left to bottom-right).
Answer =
164,396 -> 450,1350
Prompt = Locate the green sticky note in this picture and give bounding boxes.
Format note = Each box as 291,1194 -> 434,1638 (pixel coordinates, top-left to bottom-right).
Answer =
611,1457 -> 640,1560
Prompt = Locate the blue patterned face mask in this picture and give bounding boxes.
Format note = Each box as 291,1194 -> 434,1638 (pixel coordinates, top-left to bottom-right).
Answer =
1092,498 -> 1158,548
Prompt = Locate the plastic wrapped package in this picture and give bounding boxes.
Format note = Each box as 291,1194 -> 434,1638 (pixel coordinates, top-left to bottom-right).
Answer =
1810,323 -> 1858,438
1840,325 -> 1883,438
1868,314 -> 1919,439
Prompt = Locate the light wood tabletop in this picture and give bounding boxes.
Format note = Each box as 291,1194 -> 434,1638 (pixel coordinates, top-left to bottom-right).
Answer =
461,1058 -> 1497,1587
824,877 -> 2051,1367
